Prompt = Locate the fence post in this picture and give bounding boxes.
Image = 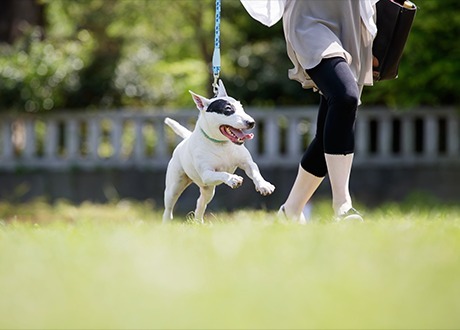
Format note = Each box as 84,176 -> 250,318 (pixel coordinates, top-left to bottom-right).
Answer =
401,116 -> 414,161
23,119 -> 35,159
154,119 -> 167,159
66,118 -> 79,160
378,115 -> 392,160
356,115 -> 369,160
287,118 -> 300,158
264,115 -> 279,160
448,115 -> 459,158
87,118 -> 100,160
111,117 -> 123,160
133,118 -> 144,161
45,119 -> 58,160
424,115 -> 438,160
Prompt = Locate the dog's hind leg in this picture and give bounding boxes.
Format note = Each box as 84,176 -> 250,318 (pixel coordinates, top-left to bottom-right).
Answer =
194,186 -> 215,223
163,168 -> 192,223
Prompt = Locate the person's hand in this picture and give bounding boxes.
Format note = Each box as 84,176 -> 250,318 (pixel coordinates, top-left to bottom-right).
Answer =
373,56 -> 379,68
373,56 -> 379,80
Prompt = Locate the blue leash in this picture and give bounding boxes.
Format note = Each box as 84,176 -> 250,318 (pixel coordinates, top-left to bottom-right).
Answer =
212,0 -> 221,96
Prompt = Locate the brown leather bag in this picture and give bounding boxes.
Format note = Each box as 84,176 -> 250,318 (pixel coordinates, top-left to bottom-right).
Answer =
372,0 -> 417,81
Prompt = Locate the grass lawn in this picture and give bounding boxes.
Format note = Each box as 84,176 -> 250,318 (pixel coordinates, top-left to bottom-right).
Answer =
0,198 -> 460,329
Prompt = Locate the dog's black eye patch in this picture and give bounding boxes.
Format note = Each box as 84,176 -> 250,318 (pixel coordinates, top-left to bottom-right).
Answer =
206,99 -> 235,116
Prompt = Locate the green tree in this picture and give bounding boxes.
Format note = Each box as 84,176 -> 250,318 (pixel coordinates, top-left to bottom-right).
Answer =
0,0 -> 458,112
363,0 -> 460,107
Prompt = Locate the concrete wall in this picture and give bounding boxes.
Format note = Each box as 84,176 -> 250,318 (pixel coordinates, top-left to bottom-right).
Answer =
1,164 -> 459,216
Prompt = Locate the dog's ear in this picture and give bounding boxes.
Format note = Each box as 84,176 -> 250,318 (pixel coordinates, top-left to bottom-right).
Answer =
189,91 -> 210,111
216,79 -> 228,98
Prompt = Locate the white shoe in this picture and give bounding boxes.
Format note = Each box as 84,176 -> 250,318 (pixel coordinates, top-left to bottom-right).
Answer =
278,205 -> 307,224
336,208 -> 364,222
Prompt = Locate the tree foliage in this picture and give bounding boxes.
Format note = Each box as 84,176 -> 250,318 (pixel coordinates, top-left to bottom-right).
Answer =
0,0 -> 458,112
362,0 -> 460,108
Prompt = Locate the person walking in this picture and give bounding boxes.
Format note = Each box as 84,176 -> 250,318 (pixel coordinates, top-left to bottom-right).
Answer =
241,0 -> 379,222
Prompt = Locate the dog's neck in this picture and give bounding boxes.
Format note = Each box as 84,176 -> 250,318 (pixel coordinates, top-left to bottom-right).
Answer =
199,127 -> 228,144
196,115 -> 229,145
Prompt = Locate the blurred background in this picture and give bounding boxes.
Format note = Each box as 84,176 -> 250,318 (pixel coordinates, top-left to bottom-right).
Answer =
0,0 -> 459,212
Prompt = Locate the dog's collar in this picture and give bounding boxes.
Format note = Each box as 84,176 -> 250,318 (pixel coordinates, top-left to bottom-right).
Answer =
200,127 -> 228,144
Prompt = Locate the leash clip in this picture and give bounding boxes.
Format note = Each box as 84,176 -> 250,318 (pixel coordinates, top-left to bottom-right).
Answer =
212,74 -> 219,97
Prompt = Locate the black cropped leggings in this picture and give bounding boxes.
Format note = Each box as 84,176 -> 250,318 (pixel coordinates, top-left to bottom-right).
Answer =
300,57 -> 360,177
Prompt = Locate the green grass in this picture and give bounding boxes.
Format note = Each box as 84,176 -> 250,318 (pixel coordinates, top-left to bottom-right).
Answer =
1,199 -> 460,329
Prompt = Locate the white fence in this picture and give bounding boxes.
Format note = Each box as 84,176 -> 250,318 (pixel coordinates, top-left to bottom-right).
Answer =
0,107 -> 459,170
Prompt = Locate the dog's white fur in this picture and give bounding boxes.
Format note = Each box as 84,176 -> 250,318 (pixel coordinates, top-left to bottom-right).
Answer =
163,80 -> 275,222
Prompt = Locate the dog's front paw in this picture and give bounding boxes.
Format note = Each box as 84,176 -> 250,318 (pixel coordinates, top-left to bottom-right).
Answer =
256,181 -> 275,196
226,175 -> 244,189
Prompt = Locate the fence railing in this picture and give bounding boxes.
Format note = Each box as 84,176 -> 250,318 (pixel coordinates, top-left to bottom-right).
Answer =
0,107 -> 459,170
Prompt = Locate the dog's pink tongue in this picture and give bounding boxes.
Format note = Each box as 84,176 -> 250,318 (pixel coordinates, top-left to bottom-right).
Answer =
243,132 -> 254,140
235,130 -> 254,141
222,125 -> 255,142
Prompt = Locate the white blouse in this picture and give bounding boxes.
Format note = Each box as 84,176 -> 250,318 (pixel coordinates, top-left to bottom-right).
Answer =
241,0 -> 379,90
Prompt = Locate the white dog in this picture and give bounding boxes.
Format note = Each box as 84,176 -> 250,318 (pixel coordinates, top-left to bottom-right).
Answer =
163,80 -> 275,222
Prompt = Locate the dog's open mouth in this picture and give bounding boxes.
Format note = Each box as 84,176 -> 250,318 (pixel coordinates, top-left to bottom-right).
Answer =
219,125 -> 254,145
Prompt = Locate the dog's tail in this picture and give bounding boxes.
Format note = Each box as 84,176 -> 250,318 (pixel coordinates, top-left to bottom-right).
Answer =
164,117 -> 192,139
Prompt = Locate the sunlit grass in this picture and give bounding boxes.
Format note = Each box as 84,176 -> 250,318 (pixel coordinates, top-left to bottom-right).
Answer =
1,199 -> 460,329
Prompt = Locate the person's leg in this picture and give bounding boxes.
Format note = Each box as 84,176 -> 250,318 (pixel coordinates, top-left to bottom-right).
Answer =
324,153 -> 354,216
280,165 -> 323,222
306,57 -> 360,217
301,95 -> 328,177
280,96 -> 328,222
